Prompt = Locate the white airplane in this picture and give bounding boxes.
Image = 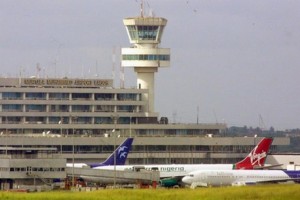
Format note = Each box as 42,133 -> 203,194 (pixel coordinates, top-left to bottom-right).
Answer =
66,137 -> 133,168
90,137 -> 273,187
182,169 -> 300,188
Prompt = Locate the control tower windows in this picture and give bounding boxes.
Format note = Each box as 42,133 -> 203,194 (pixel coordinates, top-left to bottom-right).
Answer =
127,25 -> 159,41
122,54 -> 170,61
137,25 -> 158,40
127,25 -> 138,40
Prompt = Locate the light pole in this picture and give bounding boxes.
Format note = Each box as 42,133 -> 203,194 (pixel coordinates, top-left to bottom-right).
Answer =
59,118 -> 62,135
72,127 -> 75,188
112,128 -> 116,188
129,116 -> 132,138
111,115 -> 119,188
71,116 -> 77,188
58,118 -> 62,154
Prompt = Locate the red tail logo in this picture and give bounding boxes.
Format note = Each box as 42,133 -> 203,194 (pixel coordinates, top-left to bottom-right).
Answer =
234,138 -> 273,169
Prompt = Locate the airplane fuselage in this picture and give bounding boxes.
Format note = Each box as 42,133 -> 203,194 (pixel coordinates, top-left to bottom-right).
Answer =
93,164 -> 234,178
182,170 -> 300,187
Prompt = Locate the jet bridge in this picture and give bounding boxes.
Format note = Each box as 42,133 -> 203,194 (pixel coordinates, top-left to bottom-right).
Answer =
66,167 -> 160,187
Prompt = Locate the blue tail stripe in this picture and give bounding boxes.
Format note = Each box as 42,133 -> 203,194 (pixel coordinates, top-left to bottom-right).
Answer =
284,170 -> 300,182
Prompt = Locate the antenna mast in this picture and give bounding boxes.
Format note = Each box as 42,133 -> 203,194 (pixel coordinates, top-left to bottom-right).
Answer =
197,106 -> 199,124
36,63 -> 41,78
112,47 -> 116,87
259,114 -> 266,131
140,0 -> 144,17
120,47 -> 125,89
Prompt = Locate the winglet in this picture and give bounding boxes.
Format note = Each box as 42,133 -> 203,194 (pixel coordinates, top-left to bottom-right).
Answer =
234,137 -> 273,169
89,138 -> 133,168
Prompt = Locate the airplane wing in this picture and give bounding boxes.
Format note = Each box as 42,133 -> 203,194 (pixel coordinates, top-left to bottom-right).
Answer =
253,164 -> 283,169
234,177 -> 300,186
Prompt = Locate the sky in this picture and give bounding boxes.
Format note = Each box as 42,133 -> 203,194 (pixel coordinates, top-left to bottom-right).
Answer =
0,0 -> 299,130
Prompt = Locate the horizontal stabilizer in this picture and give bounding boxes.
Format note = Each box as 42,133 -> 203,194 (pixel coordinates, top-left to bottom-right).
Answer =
254,164 -> 283,169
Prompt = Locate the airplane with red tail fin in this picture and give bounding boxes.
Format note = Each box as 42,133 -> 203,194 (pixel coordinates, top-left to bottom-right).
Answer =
91,137 -> 273,187
234,137 -> 273,169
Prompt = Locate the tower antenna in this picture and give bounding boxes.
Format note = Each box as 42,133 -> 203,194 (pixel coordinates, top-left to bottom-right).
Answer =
112,47 -> 116,87
140,0 -> 144,17
95,60 -> 99,77
197,106 -> 199,124
259,114 -> 266,131
36,63 -> 41,78
120,46 -> 125,88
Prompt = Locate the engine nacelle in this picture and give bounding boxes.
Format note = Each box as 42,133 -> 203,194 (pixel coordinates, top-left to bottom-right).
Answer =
159,178 -> 179,187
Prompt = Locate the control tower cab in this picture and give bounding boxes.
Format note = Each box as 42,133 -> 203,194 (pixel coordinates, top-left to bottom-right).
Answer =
122,15 -> 170,113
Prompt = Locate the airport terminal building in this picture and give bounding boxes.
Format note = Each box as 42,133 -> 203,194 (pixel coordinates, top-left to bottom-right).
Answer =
0,11 -> 291,168
0,77 -> 289,165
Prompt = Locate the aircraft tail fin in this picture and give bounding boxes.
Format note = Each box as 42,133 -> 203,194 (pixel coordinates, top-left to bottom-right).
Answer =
89,137 -> 133,168
234,137 -> 273,169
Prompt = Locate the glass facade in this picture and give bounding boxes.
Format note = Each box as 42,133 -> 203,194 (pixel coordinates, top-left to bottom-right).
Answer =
122,54 -> 170,61
95,105 -> 114,112
25,93 -> 46,100
49,117 -> 62,124
117,93 -> 136,101
49,93 -> 69,100
3,117 -> 21,124
72,93 -> 91,100
95,117 -> 111,124
72,105 -> 91,112
2,104 -> 22,112
25,116 -> 45,124
2,92 -> 22,100
0,82 -> 149,135
25,105 -> 46,112
95,93 -> 113,100
50,105 -> 69,112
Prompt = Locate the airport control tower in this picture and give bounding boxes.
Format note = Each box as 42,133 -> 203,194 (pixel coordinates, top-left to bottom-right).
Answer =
121,10 -> 170,113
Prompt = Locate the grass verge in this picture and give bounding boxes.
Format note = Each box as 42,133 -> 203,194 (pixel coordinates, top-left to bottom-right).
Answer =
0,184 -> 299,200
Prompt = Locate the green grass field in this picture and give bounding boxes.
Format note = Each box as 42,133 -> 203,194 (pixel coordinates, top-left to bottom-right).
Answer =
1,184 -> 299,200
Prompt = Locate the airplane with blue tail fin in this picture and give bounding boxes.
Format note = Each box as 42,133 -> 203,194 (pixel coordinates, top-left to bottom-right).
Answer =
66,137 -> 133,168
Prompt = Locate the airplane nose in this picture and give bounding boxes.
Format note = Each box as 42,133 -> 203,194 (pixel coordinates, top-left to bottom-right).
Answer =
182,176 -> 191,184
